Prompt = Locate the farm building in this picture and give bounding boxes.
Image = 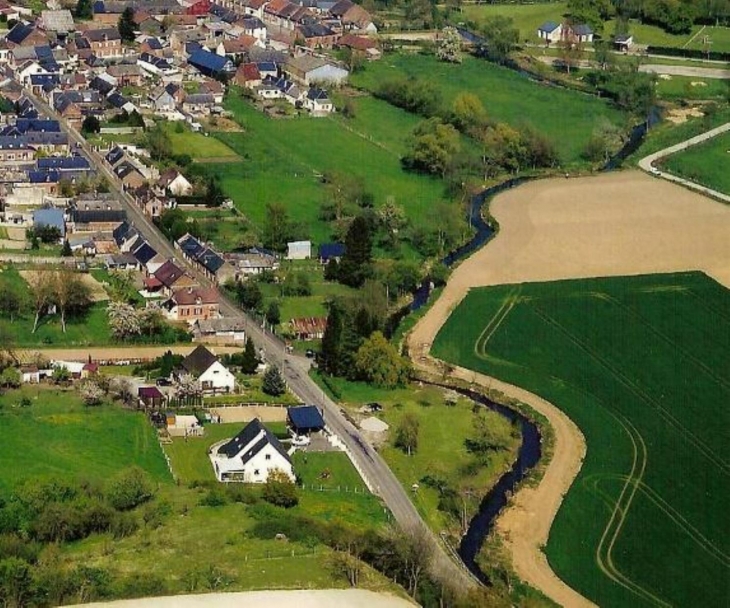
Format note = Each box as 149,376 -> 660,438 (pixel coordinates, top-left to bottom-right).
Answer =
211,419 -> 294,483
193,318 -> 246,344
318,242 -> 345,263
288,405 -> 325,436
289,317 -> 327,340
286,240 -> 311,260
284,55 -> 348,86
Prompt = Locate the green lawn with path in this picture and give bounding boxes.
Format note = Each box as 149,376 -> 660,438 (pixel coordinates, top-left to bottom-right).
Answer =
0,387 -> 170,492
433,272 -> 729,608
662,131 -> 730,195
351,53 -> 627,166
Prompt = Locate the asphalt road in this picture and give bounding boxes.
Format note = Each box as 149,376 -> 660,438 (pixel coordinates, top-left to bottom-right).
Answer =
638,120 -> 730,204
638,63 -> 730,79
25,91 -> 478,591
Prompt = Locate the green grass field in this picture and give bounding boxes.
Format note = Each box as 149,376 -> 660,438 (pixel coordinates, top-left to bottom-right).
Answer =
662,131 -> 730,195
433,272 -> 730,607
655,75 -> 729,101
0,387 -> 170,492
212,93 -> 452,246
351,54 -> 627,165
162,123 -> 240,161
684,25 -> 730,54
311,374 -> 519,533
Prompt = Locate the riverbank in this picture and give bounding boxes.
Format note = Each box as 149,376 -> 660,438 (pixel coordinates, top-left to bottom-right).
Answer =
407,169 -> 730,606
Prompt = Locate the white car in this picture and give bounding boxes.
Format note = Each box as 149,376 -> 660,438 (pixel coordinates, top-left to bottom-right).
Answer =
291,435 -> 311,447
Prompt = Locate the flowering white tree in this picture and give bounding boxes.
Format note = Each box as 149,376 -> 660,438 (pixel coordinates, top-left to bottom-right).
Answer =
437,26 -> 462,64
80,381 -> 104,406
107,302 -> 141,340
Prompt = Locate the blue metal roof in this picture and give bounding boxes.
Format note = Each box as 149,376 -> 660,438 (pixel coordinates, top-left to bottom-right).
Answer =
37,156 -> 91,170
288,405 -> 325,431
188,49 -> 234,75
538,21 -> 560,33
318,242 -> 344,259
15,118 -> 61,134
28,170 -> 61,183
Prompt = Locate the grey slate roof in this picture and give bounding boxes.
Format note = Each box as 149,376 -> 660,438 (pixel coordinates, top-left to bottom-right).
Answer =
217,419 -> 291,464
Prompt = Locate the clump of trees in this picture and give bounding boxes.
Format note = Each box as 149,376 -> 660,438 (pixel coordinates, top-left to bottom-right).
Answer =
26,270 -> 92,334
355,332 -> 411,389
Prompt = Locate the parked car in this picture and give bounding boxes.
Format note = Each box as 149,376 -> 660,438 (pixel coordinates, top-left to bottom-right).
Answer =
305,349 -> 316,359
156,377 -> 172,386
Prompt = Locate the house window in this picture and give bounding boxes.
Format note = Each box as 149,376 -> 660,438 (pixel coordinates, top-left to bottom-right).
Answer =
265,454 -> 271,460
254,469 -> 260,476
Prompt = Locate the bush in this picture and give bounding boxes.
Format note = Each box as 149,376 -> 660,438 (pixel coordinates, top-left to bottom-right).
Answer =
105,467 -> 154,511
262,470 -> 298,508
110,511 -> 139,539
198,489 -> 228,507
113,572 -> 169,599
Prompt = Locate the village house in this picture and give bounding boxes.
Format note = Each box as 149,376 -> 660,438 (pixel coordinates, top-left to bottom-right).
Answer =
193,317 -> 246,345
176,233 -> 236,284
187,48 -> 235,79
318,242 -> 345,263
178,344 -> 235,394
329,0 -> 377,33
303,87 -> 333,116
68,196 -> 127,233
107,64 -> 144,87
163,286 -> 220,323
81,27 -> 124,59
233,62 -> 261,88
153,259 -> 198,295
138,386 -> 166,408
182,93 -> 216,115
157,168 -> 193,196
211,418 -> 294,483
337,33 -> 381,60
224,248 -> 279,278
297,23 -> 338,49
40,10 -> 75,36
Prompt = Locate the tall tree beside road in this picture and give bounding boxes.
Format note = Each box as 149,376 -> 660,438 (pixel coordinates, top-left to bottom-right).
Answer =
118,7 -> 136,42
355,331 -> 411,388
262,365 -> 286,396
27,273 -> 51,334
338,215 -> 373,288
240,337 -> 259,374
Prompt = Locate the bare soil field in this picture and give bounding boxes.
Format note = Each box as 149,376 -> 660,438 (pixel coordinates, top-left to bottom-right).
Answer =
408,169 -> 730,607
212,405 -> 288,423
15,345 -> 241,364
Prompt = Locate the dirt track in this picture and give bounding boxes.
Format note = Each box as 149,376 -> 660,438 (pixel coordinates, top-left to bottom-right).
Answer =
408,170 -> 730,607
15,345 -> 241,364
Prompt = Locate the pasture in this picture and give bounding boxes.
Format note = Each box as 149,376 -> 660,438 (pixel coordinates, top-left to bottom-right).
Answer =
212,94 -> 450,246
432,272 -> 730,607
662,131 -> 730,195
0,387 -> 170,492
655,75 -> 729,101
351,54 -> 627,165
162,123 -> 240,162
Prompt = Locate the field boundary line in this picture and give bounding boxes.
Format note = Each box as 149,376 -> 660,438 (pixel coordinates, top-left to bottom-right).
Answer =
531,306 -> 729,475
683,25 -> 706,49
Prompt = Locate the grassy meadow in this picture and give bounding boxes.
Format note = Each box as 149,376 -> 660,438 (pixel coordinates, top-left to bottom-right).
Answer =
655,75 -> 729,101
433,272 -> 730,607
662,131 -> 730,195
161,123 -> 240,162
211,93 -> 450,246
0,387 -> 170,492
312,375 -> 520,533
351,54 -> 627,165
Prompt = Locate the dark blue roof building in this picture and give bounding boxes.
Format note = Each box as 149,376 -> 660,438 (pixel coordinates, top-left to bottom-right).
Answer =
188,49 -> 235,78
287,405 -> 325,435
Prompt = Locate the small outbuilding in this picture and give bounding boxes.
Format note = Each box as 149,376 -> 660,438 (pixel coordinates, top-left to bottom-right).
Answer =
286,240 -> 311,260
138,386 -> 166,408
287,405 -> 325,436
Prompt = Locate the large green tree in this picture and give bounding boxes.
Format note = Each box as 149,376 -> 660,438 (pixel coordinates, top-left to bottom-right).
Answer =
118,7 -> 136,42
240,337 -> 259,374
403,118 -> 461,178
479,16 -> 519,63
338,215 -> 373,288
75,0 -> 93,19
355,331 -> 411,388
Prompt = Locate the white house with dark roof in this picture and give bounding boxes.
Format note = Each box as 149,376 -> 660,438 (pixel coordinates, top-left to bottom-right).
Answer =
178,344 -> 235,393
210,418 -> 294,483
537,21 -> 562,43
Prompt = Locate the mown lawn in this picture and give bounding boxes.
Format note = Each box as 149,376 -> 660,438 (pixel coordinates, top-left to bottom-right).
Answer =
351,53 -> 627,166
211,93 -> 451,246
684,25 -> 730,53
662,131 -> 730,194
461,1 -> 570,43
0,387 -> 170,492
162,123 -> 240,161
433,272 -> 730,608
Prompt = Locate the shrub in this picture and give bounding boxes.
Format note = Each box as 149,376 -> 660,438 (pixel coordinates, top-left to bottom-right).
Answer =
110,512 -> 139,539
105,467 -> 154,511
262,470 -> 298,508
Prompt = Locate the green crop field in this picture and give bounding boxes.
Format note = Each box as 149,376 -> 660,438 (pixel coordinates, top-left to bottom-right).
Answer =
0,388 -> 170,492
351,54 -> 626,165
662,131 -> 730,195
433,272 -> 729,607
210,94 -> 450,246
